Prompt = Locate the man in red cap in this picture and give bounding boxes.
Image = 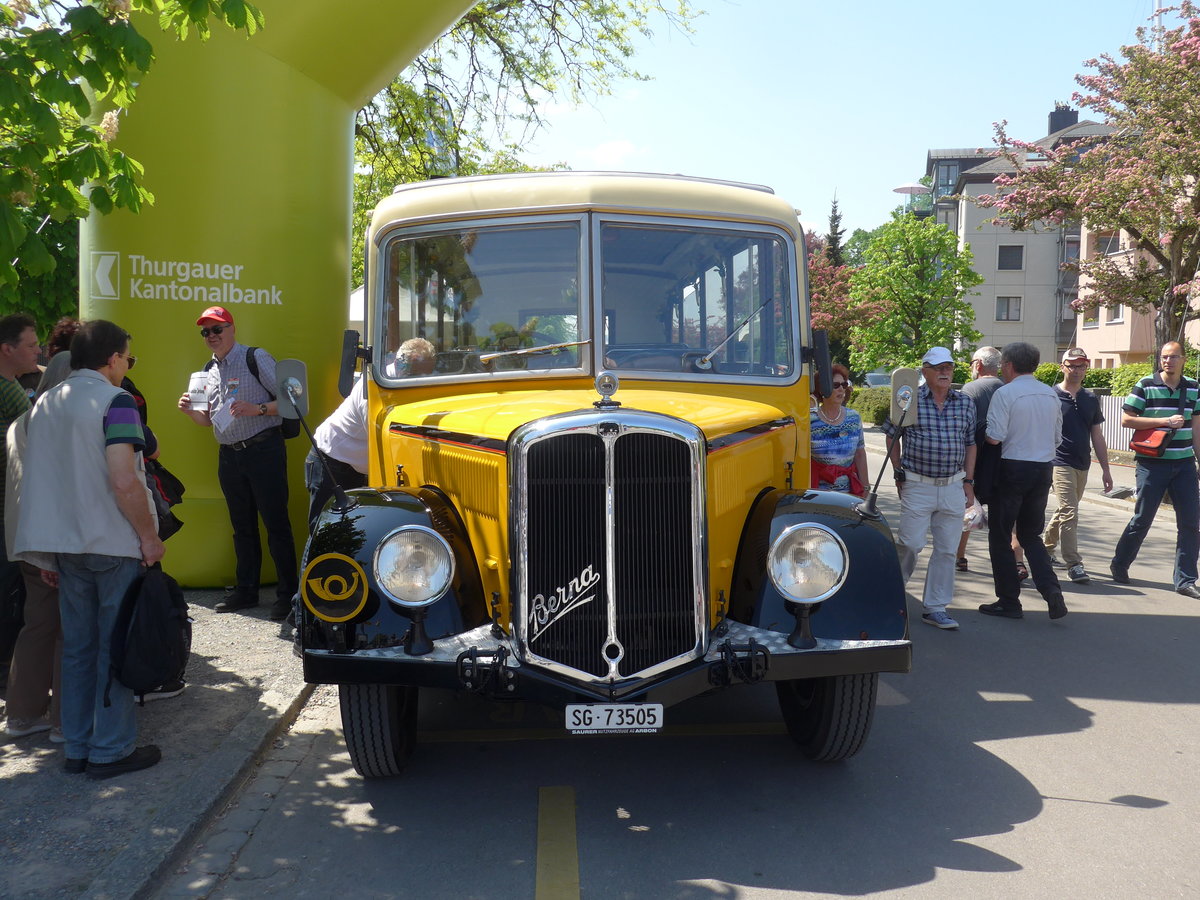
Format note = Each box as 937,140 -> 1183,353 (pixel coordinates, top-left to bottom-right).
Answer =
177,307 -> 297,620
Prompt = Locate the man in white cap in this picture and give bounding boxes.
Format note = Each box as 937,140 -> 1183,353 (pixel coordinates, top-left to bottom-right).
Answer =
1043,348 -> 1112,584
883,346 -> 977,630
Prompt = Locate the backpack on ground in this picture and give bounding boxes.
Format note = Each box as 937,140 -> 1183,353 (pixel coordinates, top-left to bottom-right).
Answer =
105,565 -> 191,706
204,346 -> 301,438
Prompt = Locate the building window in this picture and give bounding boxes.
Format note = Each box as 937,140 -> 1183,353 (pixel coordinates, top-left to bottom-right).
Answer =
1082,307 -> 1099,329
1095,231 -> 1121,255
997,245 -> 1024,270
996,296 -> 1022,321
1106,303 -> 1124,323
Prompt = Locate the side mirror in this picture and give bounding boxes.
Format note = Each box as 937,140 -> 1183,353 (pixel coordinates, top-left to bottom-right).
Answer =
889,367 -> 919,428
338,329 -> 361,399
811,329 -> 832,398
276,359 -> 309,420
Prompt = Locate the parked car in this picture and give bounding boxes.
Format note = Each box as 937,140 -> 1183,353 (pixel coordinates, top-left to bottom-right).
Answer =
293,172 -> 911,776
863,372 -> 891,388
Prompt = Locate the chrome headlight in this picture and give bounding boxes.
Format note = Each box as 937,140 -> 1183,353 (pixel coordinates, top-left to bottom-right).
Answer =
767,523 -> 848,604
373,526 -> 455,608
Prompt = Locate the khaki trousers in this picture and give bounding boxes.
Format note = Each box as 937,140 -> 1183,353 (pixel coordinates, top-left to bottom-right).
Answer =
1043,465 -> 1089,567
5,562 -> 62,725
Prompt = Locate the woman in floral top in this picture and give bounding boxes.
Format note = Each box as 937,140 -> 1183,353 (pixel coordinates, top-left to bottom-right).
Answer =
810,363 -> 868,496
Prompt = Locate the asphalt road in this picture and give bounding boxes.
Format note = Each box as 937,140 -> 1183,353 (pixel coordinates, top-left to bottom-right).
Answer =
152,445 -> 1199,900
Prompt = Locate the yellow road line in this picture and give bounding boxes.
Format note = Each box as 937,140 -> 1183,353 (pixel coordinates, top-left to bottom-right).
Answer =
536,785 -> 580,900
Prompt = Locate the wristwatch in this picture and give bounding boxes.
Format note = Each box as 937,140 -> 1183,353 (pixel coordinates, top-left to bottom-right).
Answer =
963,478 -> 975,485
258,403 -> 267,416
893,469 -> 906,482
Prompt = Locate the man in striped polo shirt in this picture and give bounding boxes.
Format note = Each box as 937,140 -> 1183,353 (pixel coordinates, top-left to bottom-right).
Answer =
1110,341 -> 1200,597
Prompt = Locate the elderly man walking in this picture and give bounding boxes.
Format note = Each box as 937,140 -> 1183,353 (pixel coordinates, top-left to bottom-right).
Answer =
883,346 -> 977,630
13,320 -> 164,777
1110,341 -> 1200,597
1043,348 -> 1113,584
980,342 -> 1067,621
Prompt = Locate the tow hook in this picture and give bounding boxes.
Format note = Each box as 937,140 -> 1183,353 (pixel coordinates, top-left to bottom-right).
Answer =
457,646 -> 516,694
709,638 -> 769,687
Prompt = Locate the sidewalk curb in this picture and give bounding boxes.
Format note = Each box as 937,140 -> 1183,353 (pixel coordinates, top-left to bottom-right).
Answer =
81,670 -> 315,900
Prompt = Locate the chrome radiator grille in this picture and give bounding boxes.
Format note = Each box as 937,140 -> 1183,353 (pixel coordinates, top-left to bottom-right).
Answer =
513,412 -> 706,683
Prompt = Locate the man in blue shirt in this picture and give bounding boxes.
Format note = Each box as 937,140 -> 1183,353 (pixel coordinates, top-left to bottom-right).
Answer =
1043,348 -> 1113,584
1111,341 -> 1200,596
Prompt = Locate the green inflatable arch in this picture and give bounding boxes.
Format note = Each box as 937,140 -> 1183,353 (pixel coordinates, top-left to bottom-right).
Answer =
79,1 -> 475,586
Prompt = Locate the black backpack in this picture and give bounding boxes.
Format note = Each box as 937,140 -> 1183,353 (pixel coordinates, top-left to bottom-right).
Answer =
205,346 -> 301,438
105,565 -> 191,706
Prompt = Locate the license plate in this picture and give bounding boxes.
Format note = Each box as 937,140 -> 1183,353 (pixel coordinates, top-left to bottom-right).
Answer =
566,703 -> 664,734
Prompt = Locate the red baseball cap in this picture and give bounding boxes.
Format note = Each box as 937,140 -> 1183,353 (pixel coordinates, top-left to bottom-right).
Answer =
196,306 -> 234,326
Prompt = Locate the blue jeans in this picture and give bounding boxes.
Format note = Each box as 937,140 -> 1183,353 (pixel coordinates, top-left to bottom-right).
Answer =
1112,457 -> 1200,590
57,553 -> 143,763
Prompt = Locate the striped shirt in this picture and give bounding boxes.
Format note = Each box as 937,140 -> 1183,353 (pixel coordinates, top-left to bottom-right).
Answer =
204,342 -> 282,445
881,384 -> 976,478
103,393 -> 146,450
1122,373 -> 1200,460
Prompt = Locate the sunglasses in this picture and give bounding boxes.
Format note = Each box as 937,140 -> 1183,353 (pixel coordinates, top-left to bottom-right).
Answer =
200,325 -> 227,338
120,353 -> 136,370
831,381 -> 849,389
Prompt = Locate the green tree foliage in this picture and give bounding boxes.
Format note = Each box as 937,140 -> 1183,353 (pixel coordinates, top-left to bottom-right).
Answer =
824,197 -> 845,267
976,3 -> 1200,348
847,213 -> 983,372
352,0 -> 696,284
0,0 -> 264,317
842,225 -> 882,268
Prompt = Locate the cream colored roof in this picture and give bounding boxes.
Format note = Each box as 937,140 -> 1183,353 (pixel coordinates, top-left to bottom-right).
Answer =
370,172 -> 803,238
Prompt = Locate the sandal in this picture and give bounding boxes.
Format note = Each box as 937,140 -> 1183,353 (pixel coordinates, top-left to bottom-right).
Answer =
1016,562 -> 1029,581
956,557 -> 968,572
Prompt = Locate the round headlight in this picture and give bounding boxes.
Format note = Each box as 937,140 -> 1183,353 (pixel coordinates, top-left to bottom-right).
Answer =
767,523 -> 848,604
373,526 -> 455,608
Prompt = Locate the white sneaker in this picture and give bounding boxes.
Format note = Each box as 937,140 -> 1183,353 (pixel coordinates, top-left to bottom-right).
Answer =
5,716 -> 52,738
922,611 -> 959,630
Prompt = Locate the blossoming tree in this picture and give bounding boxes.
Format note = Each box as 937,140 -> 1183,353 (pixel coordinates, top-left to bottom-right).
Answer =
976,2 -> 1200,348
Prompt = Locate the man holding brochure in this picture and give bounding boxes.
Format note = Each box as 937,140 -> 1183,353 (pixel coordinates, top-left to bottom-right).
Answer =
178,306 -> 297,620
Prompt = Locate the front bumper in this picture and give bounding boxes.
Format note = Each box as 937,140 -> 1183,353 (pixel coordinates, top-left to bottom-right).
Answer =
303,620 -> 911,708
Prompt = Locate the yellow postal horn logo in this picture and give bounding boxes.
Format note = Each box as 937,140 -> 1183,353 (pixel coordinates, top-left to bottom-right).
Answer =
301,553 -> 369,622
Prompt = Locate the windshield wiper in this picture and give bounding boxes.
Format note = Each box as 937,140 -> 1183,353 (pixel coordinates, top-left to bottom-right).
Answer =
694,298 -> 774,370
478,339 -> 591,364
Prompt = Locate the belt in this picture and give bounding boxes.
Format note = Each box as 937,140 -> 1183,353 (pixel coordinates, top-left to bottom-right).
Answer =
223,427 -> 280,451
906,470 -> 964,486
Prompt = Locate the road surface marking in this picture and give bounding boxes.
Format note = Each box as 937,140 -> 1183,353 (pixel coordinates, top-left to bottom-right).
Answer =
536,785 -> 580,900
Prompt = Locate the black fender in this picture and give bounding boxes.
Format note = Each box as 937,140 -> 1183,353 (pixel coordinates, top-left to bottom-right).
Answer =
728,489 -> 908,642
299,487 -> 488,653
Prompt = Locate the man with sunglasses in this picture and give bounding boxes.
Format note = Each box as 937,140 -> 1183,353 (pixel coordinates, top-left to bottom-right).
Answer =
12,320 -> 164,777
1042,348 -> 1112,585
177,306 -> 297,620
1110,341 -> 1200,597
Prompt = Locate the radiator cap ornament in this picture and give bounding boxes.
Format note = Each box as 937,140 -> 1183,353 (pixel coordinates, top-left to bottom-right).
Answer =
594,371 -> 621,409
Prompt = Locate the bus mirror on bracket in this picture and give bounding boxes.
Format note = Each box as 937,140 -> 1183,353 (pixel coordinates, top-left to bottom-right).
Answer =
338,329 -> 361,398
811,329 -> 833,398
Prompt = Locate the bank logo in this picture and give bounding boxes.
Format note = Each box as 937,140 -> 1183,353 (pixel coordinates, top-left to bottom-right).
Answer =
91,252 -> 119,299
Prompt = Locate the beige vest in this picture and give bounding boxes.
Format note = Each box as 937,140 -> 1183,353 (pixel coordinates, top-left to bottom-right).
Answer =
12,369 -> 154,565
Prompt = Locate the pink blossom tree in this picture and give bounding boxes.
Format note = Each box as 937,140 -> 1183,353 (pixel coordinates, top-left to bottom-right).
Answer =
976,2 -> 1200,348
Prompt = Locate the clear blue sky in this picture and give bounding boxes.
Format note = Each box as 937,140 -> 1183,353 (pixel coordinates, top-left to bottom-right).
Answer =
523,0 -> 1161,237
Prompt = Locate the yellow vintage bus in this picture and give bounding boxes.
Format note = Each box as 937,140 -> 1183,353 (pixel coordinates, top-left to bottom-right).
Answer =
296,172 -> 909,776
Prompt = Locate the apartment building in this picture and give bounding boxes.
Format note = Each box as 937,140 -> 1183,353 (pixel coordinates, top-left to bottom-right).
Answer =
925,105 -> 1106,363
